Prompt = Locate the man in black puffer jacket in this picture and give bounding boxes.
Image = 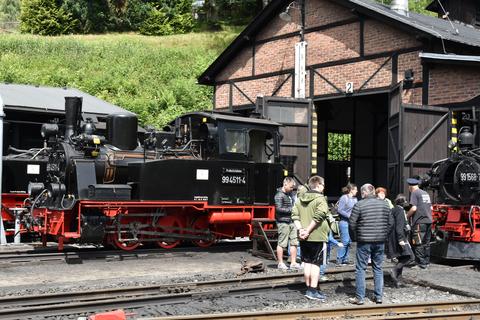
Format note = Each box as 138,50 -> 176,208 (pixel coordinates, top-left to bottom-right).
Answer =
274,177 -> 300,270
348,183 -> 391,305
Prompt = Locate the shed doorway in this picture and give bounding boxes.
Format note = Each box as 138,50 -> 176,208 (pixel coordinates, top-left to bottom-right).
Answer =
315,93 -> 389,201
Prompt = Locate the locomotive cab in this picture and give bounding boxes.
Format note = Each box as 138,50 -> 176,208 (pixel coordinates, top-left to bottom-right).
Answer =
171,112 -> 281,163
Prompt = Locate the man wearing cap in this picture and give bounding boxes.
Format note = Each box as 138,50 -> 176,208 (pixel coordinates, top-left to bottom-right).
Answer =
406,177 -> 432,269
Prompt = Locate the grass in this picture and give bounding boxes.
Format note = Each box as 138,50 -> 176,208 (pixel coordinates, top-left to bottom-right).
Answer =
0,30 -> 240,127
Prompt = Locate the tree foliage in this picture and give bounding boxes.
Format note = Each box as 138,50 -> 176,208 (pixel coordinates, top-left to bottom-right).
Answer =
19,0 -> 194,35
0,0 -> 20,23
20,0 -> 76,36
375,0 -> 435,16
139,0 -> 194,36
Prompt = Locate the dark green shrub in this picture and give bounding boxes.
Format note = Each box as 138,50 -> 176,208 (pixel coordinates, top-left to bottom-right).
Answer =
61,0 -> 111,34
140,0 -> 194,36
125,0 -> 152,31
20,0 -> 77,35
139,8 -> 173,36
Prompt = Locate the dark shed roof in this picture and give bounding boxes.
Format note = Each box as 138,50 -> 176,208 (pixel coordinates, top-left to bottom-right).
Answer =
198,0 -> 480,85
0,83 -> 132,116
182,111 -> 281,127
420,52 -> 480,65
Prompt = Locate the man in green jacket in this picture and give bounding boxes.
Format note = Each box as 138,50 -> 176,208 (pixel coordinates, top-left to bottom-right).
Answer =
292,175 -> 338,301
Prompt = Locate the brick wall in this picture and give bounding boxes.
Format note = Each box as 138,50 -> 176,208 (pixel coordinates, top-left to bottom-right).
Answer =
363,20 -> 420,55
429,65 -> 480,105
313,57 -> 392,95
306,23 -> 360,66
254,37 -> 297,75
256,0 -> 355,41
233,75 -> 294,106
217,47 -> 253,82
212,0 -> 479,109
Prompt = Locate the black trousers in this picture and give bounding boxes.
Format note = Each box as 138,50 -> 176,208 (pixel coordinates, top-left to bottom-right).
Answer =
393,253 -> 414,278
412,223 -> 432,267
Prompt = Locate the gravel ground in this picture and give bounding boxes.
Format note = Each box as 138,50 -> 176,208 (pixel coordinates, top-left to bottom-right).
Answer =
0,243 -> 479,318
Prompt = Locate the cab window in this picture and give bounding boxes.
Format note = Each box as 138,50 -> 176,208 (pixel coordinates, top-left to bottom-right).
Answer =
224,129 -> 246,154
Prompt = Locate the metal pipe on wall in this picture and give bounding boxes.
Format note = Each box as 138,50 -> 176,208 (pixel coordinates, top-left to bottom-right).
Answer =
391,0 -> 409,16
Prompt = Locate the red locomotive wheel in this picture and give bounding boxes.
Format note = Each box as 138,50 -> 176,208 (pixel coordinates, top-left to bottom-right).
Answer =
156,216 -> 184,249
110,233 -> 142,251
191,216 -> 216,248
108,220 -> 144,251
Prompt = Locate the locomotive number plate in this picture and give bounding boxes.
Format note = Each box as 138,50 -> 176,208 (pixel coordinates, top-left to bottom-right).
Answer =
221,168 -> 246,185
460,172 -> 478,182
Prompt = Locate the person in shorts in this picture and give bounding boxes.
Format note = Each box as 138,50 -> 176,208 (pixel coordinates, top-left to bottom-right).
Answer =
292,176 -> 338,301
274,177 -> 300,270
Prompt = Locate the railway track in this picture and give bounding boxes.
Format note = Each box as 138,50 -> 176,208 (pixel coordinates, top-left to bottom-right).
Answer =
0,268 -> 356,319
0,242 -> 251,266
149,299 -> 480,319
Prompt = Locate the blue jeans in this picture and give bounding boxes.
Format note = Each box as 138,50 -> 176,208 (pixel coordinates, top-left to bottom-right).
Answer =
355,242 -> 385,301
320,232 -> 339,275
336,220 -> 351,263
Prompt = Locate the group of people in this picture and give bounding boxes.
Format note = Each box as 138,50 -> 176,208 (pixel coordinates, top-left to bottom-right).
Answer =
274,176 -> 432,303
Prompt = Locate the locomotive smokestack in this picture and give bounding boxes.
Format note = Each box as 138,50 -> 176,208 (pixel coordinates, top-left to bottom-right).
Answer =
391,0 -> 409,16
64,97 -> 83,139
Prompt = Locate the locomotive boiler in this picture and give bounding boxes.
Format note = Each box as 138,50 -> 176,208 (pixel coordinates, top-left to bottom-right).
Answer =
424,118 -> 480,260
2,97 -> 285,250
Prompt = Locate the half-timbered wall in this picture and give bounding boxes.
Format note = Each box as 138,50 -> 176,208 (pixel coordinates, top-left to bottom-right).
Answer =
212,0 -> 480,109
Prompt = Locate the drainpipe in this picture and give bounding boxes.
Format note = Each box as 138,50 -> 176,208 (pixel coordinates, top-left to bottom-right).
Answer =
391,0 -> 409,16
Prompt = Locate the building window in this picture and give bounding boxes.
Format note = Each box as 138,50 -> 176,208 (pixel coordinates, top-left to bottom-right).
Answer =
224,129 -> 246,153
327,132 -> 351,161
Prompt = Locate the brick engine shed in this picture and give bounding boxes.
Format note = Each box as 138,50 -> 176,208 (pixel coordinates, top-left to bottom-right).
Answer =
199,0 -> 480,198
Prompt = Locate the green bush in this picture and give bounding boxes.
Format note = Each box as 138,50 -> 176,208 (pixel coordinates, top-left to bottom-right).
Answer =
139,8 -> 173,36
61,0 -> 112,34
20,0 -> 77,35
124,0 -> 152,31
139,0 -> 194,36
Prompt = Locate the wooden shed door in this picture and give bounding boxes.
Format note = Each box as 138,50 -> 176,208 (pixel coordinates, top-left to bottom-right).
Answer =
259,97 -> 312,183
388,83 -> 450,196
402,104 -> 449,193
388,83 -> 403,197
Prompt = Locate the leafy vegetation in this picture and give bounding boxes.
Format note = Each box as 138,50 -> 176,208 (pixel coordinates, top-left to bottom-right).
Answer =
375,0 -> 435,16
328,133 -> 352,162
19,0 -> 195,35
20,0 -> 76,36
0,32 -> 237,127
0,0 -> 20,25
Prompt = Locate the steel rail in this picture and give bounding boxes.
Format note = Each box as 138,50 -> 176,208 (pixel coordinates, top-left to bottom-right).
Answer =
147,299 -> 480,320
0,242 -> 251,265
0,269 -> 356,319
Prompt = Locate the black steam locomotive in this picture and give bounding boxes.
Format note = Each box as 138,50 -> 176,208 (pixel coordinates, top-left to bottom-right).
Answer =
423,114 -> 480,260
3,97 -> 284,250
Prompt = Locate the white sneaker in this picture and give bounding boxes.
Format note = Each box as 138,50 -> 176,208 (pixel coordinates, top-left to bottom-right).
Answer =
290,263 -> 303,270
278,262 -> 288,270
